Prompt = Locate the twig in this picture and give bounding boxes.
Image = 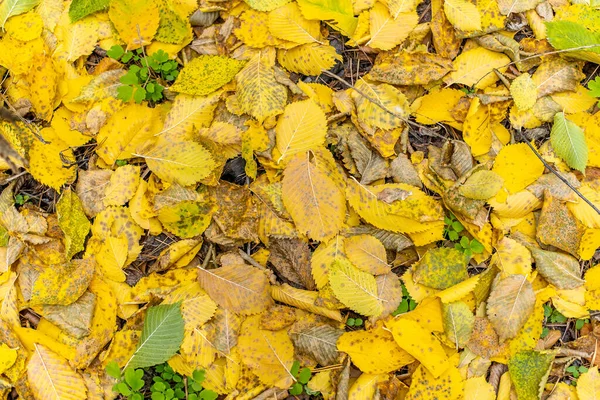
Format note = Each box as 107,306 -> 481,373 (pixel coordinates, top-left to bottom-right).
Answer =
200,244 -> 214,269
556,348 -> 592,358
463,43 -> 600,90
320,70 -> 428,132
237,248 -> 267,272
516,129 -> 600,216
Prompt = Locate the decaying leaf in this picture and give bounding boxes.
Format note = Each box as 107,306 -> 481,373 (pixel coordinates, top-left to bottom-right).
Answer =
487,274 -> 536,342
197,263 -> 272,315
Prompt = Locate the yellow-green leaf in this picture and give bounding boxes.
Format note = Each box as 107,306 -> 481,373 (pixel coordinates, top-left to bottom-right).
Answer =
235,50 -> 287,122
170,56 -> 246,96
329,258 -> 383,317
137,137 -> 215,186
57,189 -> 91,260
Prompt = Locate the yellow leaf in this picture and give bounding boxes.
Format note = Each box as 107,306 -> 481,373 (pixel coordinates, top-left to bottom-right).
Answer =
270,284 -> 343,321
510,73 -> 537,111
492,236 -> 532,276
296,0 -> 357,35
412,88 -> 465,129
444,47 -> 510,89
329,258 -> 383,317
56,189 -> 91,260
347,179 -> 443,233
96,104 -> 162,165
170,56 -> 245,96
159,92 -> 221,140
366,2 -> 418,51
277,42 -> 342,76
30,258 -> 95,306
234,9 -> 287,48
137,137 -> 216,186
275,100 -> 328,163
235,50 -> 287,122
103,165 -> 140,207
567,185 -> 600,229
311,236 -> 345,289
580,228 -> 600,261
245,0 -> 291,12
197,262 -> 272,315
459,170 -> 504,200
268,2 -> 321,44
238,314 -> 295,389
0,343 -> 17,374
344,234 -> 390,275
386,318 -> 449,378
109,0 -> 159,49
337,322 -> 414,373
464,376 -> 495,400
444,0 -> 481,32
442,301 -> 475,348
130,269 -> 197,303
158,199 -> 216,238
352,79 -> 408,130
578,366 -> 600,400
27,344 -> 87,400
405,362 -> 463,400
28,129 -> 76,191
27,54 -> 58,120
551,84 -> 596,114
96,234 -> 129,282
348,373 -> 388,400
54,13 -> 100,62
5,12 -> 43,41
281,150 -> 345,241
492,143 -> 544,193
155,0 -> 191,44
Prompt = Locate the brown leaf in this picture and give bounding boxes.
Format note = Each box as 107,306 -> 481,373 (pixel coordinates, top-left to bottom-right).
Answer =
197,263 -> 272,315
268,238 -> 316,290
536,192 -> 585,257
75,169 -> 112,218
370,50 -> 453,85
291,324 -> 343,366
486,274 -> 536,342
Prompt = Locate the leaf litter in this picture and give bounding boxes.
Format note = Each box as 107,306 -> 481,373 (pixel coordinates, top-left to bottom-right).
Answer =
1,0 -> 600,399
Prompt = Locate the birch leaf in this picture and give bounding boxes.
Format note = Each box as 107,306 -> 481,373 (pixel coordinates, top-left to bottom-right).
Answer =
281,150 -> 345,241
442,301 -> 475,348
275,100 -> 327,164
487,274 -> 535,342
443,0 -> 482,32
551,112 -> 588,173
27,344 -> 87,400
238,314 -> 295,389
170,56 -> 245,96
529,247 -> 585,289
197,263 -> 272,315
329,258 -> 383,317
57,189 -> 91,260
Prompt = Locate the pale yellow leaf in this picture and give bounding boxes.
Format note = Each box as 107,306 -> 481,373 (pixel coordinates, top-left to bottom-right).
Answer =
27,344 -> 87,400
